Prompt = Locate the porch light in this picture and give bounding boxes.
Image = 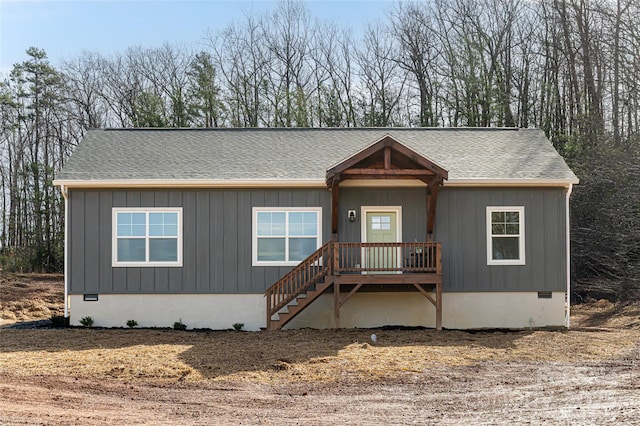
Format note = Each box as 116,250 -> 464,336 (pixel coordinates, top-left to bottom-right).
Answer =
348,210 -> 357,222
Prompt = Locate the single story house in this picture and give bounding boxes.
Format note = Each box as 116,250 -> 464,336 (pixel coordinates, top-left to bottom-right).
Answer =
54,128 -> 578,330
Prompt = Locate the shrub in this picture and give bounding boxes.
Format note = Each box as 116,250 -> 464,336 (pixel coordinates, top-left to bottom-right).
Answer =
232,322 -> 244,331
50,315 -> 69,328
126,319 -> 138,328
79,316 -> 94,328
173,319 -> 187,330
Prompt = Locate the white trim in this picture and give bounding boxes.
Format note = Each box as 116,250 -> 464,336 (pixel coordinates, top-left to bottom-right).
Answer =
251,207 -> 322,267
565,183 -> 573,327
112,207 -> 183,267
361,206 -> 403,273
54,179 -> 327,189
61,185 -> 69,318
444,178 -> 579,187
53,177 -> 578,189
486,206 -> 525,266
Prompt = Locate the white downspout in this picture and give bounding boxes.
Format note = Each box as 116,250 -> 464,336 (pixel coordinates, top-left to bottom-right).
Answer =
565,183 -> 573,328
61,185 -> 69,318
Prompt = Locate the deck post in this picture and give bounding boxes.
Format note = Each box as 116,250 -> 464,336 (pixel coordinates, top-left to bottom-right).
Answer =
266,292 -> 272,331
334,279 -> 340,328
331,180 -> 340,239
436,243 -> 442,331
426,179 -> 440,238
436,280 -> 442,331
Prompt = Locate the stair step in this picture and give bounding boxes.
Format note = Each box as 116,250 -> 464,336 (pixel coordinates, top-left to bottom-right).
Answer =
268,281 -> 333,330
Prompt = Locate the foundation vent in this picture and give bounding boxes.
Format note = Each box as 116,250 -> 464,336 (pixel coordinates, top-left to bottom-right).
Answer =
537,291 -> 552,299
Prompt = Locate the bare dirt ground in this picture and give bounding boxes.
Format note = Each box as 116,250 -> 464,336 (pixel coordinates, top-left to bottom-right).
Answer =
1,274 -> 639,425
0,273 -> 64,326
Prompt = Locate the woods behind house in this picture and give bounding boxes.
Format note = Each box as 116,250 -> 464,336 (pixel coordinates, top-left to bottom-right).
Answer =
0,0 -> 638,299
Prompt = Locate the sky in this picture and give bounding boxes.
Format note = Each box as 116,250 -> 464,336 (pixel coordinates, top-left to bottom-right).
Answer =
0,0 -> 395,76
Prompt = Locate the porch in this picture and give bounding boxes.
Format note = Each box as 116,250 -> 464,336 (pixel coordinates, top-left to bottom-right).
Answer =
264,241 -> 442,331
264,135 -> 447,331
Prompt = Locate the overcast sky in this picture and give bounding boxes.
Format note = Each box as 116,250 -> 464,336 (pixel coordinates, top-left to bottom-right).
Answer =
0,0 -> 395,76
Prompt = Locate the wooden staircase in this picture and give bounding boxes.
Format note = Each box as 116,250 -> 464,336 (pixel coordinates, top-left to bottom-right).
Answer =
264,241 -> 333,330
264,240 -> 443,330
267,280 -> 333,330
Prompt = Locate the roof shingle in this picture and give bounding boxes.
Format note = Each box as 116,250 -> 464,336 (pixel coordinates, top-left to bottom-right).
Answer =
56,128 -> 578,184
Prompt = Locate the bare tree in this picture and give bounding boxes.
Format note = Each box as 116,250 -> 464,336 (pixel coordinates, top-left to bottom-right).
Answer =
391,2 -> 441,126
356,23 -> 406,127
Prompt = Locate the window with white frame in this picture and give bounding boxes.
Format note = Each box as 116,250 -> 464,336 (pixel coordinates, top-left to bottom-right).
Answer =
252,207 -> 322,266
112,208 -> 182,267
486,206 -> 525,265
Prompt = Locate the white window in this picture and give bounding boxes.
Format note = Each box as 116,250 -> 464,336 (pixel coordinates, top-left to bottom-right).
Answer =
112,208 -> 182,267
486,206 -> 525,265
252,207 -> 322,266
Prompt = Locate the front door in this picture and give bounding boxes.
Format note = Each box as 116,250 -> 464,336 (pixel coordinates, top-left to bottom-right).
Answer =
362,208 -> 401,273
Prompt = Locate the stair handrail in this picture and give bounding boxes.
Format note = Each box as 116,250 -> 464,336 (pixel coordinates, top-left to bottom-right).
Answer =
264,240 -> 332,319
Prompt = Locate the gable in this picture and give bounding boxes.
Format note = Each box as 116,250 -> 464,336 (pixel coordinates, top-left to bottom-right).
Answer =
326,135 -> 448,187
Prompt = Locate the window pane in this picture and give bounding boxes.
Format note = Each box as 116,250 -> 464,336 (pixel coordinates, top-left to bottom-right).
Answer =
257,238 -> 285,261
164,213 -> 177,225
290,212 -> 317,236
303,212 -> 317,236
131,213 -> 146,225
505,211 -> 520,223
148,213 -> 178,236
506,224 -> 520,235
164,225 -> 178,237
380,215 -> 391,230
491,211 -> 505,223
149,224 -> 163,237
149,238 -> 178,262
302,221 -> 317,236
117,212 -> 132,226
492,224 -> 506,235
290,212 -> 303,224
117,239 -> 146,262
149,213 -> 163,225
492,237 -> 520,260
117,224 -> 131,237
131,224 -> 146,237
371,216 -> 381,230
289,238 -> 317,261
257,212 -> 285,236
117,212 -> 147,237
289,212 -> 303,236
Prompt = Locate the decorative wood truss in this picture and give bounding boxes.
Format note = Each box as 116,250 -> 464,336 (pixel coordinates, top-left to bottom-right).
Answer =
326,135 -> 449,240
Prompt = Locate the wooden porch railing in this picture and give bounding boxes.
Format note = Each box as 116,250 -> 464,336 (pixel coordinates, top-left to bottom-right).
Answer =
265,241 -> 332,326
265,241 -> 442,329
336,242 -> 441,274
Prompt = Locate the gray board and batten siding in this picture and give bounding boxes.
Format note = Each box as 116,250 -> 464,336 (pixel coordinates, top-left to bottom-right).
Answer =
70,189 -> 331,295
69,186 -> 567,296
340,187 -> 566,293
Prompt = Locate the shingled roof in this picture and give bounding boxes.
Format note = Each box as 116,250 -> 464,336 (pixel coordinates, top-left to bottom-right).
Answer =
55,128 -> 578,186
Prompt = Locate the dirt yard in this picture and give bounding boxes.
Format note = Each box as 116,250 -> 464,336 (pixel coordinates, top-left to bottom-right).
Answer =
1,275 -> 639,425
